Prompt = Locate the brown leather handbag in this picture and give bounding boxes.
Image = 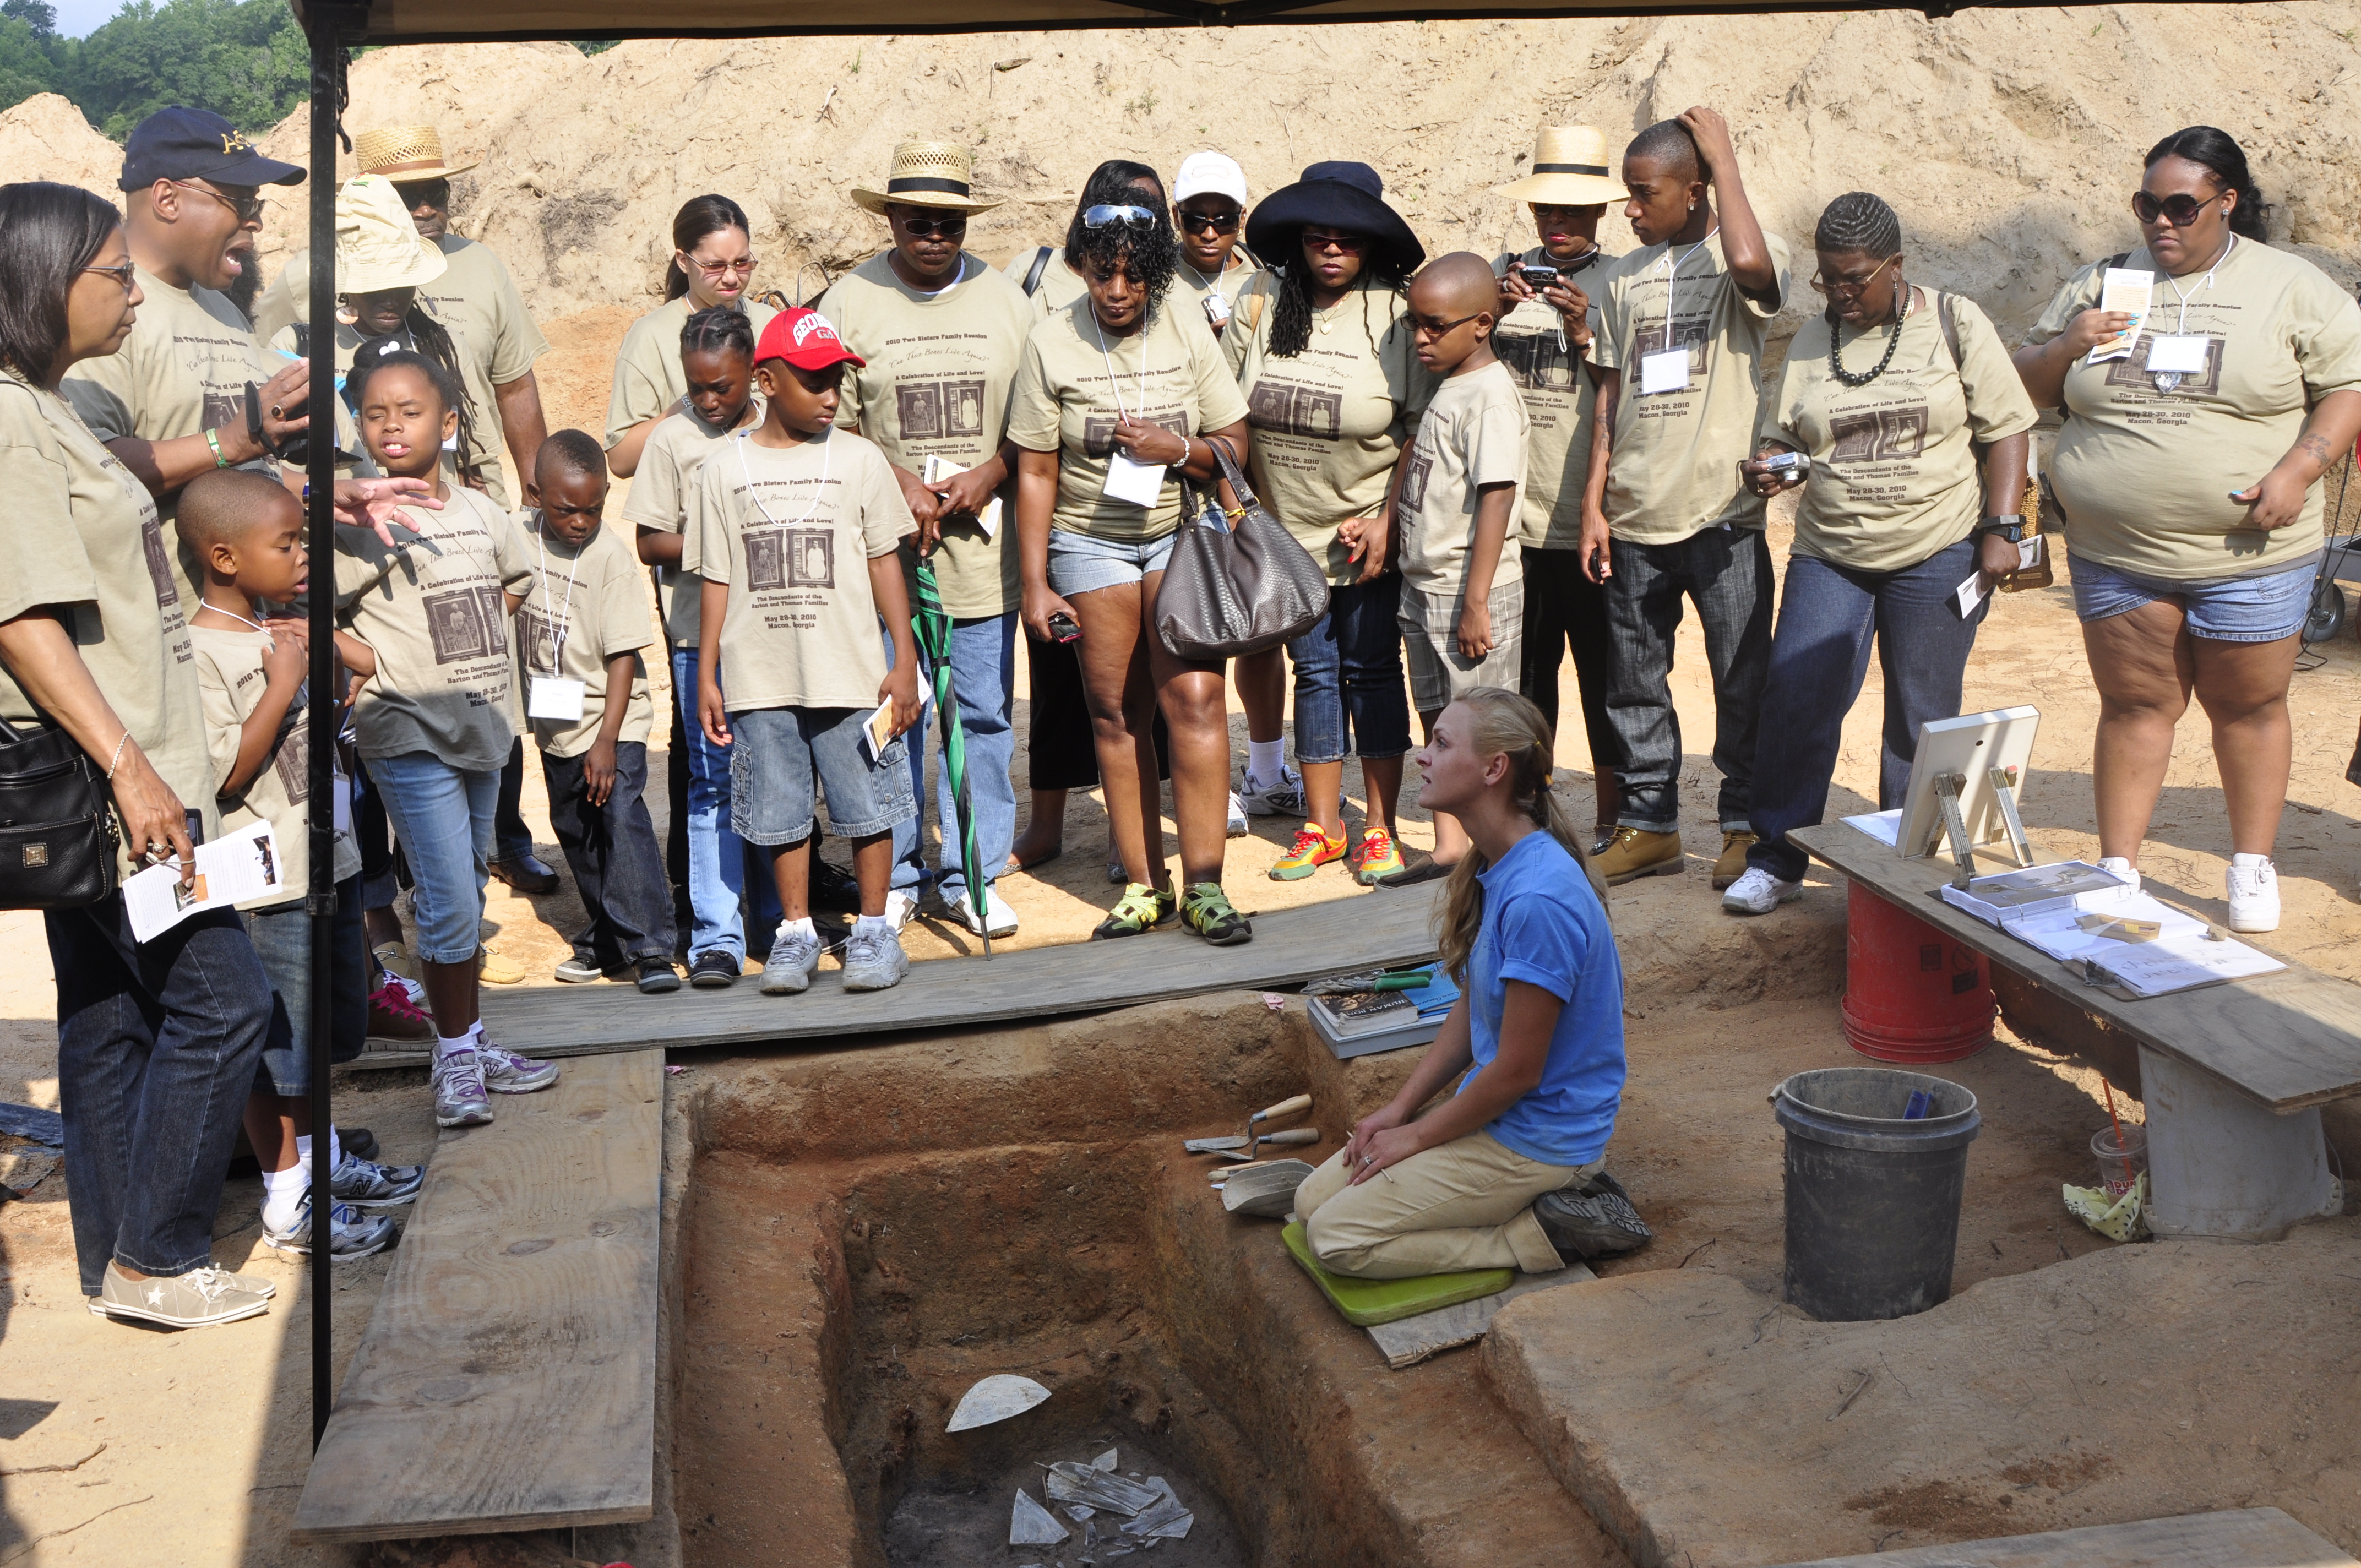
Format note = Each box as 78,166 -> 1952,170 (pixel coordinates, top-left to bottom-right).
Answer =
1154,438 -> 1331,662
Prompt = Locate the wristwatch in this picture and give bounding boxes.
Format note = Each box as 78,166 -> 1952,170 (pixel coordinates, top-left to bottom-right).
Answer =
1974,514 -> 2026,543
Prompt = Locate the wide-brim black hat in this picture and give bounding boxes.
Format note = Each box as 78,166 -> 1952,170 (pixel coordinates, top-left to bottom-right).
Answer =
1244,160 -> 1424,277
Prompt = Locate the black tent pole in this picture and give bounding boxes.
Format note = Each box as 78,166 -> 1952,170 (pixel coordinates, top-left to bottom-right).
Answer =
303,0 -> 367,1451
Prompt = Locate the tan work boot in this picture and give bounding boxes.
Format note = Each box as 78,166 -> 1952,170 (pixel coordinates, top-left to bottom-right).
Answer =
1593,826 -> 1684,885
477,944 -> 525,986
1712,830 -> 1758,891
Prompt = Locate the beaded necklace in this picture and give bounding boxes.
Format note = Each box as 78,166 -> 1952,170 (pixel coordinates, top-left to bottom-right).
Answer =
1829,284 -> 1912,388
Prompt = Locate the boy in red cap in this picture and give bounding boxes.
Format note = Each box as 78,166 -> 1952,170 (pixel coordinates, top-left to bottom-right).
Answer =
687,309 -> 924,995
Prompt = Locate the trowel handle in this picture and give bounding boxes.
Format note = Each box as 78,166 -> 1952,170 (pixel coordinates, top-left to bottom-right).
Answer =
1249,1093 -> 1313,1126
1257,1128 -> 1320,1147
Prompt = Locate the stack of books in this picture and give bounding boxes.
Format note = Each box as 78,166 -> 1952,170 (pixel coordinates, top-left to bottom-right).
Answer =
1307,968 -> 1459,1059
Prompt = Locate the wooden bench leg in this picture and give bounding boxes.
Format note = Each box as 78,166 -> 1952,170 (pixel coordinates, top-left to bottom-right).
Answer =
2141,1044 -> 2336,1242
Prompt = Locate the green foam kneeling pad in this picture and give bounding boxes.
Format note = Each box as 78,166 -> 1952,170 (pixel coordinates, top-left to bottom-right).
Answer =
1280,1221 -> 1515,1327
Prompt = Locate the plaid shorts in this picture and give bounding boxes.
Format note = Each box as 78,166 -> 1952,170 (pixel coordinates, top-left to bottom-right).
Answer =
1397,576 -> 1526,716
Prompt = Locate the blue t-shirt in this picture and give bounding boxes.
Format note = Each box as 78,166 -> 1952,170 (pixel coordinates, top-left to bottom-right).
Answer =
1457,830 -> 1626,1167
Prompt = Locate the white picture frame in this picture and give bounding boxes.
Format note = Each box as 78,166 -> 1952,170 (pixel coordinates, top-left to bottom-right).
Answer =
1895,705 -> 2041,862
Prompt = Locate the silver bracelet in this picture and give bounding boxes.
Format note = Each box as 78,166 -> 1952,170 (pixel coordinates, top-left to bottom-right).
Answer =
106,730 -> 131,780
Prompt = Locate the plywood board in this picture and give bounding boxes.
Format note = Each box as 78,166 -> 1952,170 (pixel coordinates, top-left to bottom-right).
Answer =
1757,1506 -> 2357,1567
292,1049 -> 665,1542
1364,1264 -> 1593,1370
353,885 -> 1444,1070
1789,824 -> 2361,1112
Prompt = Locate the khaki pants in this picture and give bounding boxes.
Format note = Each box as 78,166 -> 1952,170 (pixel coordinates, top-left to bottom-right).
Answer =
1293,1130 -> 1602,1279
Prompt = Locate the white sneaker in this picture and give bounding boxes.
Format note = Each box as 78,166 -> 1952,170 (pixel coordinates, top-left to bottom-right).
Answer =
840,923 -> 910,991
1239,765 -> 1305,818
2227,857 -> 2280,933
431,1047 -> 493,1128
950,887 -> 1018,937
1226,791 -> 1249,838
1721,865 -> 1803,916
883,888 -> 919,933
2097,856 -> 2140,890
760,921 -> 823,995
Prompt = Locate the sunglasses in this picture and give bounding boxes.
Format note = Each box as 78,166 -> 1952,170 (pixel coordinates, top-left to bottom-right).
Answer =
1179,210 -> 1240,235
896,213 -> 967,239
170,179 -> 266,225
2132,190 -> 2223,227
392,178 -> 451,209
1301,229 -> 1370,255
1408,310 -> 1483,339
684,253 -> 758,278
1082,204 -> 1158,231
1807,254 -> 1898,297
81,260 -> 137,293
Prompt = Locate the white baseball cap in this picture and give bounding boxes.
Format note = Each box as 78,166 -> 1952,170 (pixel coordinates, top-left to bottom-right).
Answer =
1173,150 -> 1248,208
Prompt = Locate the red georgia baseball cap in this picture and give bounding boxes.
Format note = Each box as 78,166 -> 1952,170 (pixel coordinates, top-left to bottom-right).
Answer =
756,307 -> 865,372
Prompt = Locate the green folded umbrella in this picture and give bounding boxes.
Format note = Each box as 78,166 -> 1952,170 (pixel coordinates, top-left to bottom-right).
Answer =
912,556 -> 991,957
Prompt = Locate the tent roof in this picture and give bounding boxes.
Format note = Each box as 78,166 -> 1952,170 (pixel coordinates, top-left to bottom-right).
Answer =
297,0 -> 2031,43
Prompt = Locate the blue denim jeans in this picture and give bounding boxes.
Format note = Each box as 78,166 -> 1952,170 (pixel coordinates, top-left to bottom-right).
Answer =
366,750 -> 499,966
673,647 -> 778,963
891,611 -> 1019,901
542,741 -> 676,968
1287,578 -> 1410,764
48,896 -> 273,1292
1748,541 -> 1989,884
242,875 -> 367,1096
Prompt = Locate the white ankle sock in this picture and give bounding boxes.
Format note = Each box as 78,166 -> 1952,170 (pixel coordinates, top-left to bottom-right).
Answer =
260,1162 -> 309,1231
434,1026 -> 481,1061
1247,739 -> 1285,783
853,913 -> 891,938
777,916 -> 815,941
2232,852 -> 2271,870
293,1128 -> 345,1173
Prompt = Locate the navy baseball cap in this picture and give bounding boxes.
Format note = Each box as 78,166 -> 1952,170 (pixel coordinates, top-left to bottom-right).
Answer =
119,107 -> 304,192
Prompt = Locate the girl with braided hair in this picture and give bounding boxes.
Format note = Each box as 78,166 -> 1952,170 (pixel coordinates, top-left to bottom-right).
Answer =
1727,191 -> 2036,917
1291,687 -> 1646,1279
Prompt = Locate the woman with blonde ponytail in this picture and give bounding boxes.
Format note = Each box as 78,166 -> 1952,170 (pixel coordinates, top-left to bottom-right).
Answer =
1293,688 -> 1649,1278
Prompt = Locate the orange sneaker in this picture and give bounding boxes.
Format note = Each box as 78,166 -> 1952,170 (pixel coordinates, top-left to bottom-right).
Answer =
1269,823 -> 1347,880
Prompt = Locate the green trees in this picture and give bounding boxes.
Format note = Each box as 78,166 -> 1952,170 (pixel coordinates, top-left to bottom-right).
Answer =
2,0 -> 311,140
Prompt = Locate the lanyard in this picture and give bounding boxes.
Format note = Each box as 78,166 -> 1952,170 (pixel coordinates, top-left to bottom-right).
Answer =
2162,232 -> 2236,334
1658,227 -> 1720,354
530,522 -> 580,670
732,427 -> 831,532
1182,259 -> 1231,306
1093,313 -> 1152,423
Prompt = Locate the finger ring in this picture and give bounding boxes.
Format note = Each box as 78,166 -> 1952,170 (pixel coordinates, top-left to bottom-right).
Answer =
270,404 -> 282,420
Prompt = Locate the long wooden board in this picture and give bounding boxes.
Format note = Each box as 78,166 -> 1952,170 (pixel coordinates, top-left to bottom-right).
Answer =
1790,824 -> 2361,1112
1756,1506 -> 2357,1567
354,885 -> 1444,1069
292,1049 -> 665,1542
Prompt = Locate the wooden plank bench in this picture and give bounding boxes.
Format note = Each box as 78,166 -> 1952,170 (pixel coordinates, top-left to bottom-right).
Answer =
291,1048 -> 665,1543
1756,1505 -> 2358,1567
1792,823 -> 2361,1240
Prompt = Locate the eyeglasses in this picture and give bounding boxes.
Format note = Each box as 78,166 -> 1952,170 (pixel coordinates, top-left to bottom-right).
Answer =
80,260 -> 137,293
1408,311 -> 1483,339
895,213 -> 967,239
1082,204 -> 1158,231
1807,254 -> 1898,297
169,179 -> 266,225
683,253 -> 758,278
1179,210 -> 1240,235
2132,190 -> 2222,227
1301,229 -> 1370,254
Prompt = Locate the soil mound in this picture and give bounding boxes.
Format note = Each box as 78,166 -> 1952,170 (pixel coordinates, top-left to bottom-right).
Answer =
0,91 -> 128,193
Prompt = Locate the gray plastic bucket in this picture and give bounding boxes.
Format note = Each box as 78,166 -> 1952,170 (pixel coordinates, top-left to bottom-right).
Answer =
1772,1066 -> 1982,1322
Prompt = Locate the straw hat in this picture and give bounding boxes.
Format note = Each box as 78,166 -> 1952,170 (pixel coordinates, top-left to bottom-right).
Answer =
851,140 -> 1004,215
335,175 -> 449,296
352,124 -> 478,183
1491,126 -> 1623,206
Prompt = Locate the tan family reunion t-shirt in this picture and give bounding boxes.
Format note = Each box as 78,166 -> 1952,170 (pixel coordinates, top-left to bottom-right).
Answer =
191,625 -> 362,907
0,372 -> 215,880
1006,294 -> 1251,542
1593,230 -> 1794,545
604,295 -> 780,451
1765,290 -> 2038,574
685,428 -> 915,712
61,265 -> 285,607
621,398 -> 764,650
515,513 -> 655,759
824,253 -> 1035,618
1395,358 -> 1530,597
2026,237 -> 2361,580
334,484 -> 536,771
1003,247 -> 1087,322
1492,244 -> 1619,551
1222,272 -> 1432,583
1174,254 -> 1255,339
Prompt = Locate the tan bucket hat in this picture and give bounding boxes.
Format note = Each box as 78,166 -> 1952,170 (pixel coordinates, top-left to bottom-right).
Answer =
352,124 -> 478,183
1492,126 -> 1623,206
336,175 -> 449,296
851,140 -> 1004,215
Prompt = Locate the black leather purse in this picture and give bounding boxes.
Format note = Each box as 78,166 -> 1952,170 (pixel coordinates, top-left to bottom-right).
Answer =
0,709 -> 119,910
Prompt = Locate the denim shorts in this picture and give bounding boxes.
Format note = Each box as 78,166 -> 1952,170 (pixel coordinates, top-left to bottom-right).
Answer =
242,875 -> 366,1095
2069,551 -> 2320,643
728,705 -> 917,845
1047,527 -> 1176,597
366,751 -> 499,967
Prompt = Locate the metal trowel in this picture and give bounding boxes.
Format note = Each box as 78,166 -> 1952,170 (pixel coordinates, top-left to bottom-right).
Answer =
1182,1092 -> 1313,1156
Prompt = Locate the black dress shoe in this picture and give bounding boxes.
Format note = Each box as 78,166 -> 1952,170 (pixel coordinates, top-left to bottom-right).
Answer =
489,853 -> 560,895
687,950 -> 741,989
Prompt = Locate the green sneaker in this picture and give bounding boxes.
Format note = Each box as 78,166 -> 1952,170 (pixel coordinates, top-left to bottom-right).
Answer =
1180,882 -> 1253,946
1092,881 -> 1177,940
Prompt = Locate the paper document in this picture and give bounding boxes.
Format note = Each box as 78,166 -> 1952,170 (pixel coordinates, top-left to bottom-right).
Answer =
2086,268 -> 2154,363
855,695 -> 899,768
2005,890 -> 2284,998
1955,570 -> 1990,618
123,821 -> 284,943
1939,860 -> 2135,925
1101,450 -> 1165,508
1843,809 -> 1903,846
922,454 -> 1003,540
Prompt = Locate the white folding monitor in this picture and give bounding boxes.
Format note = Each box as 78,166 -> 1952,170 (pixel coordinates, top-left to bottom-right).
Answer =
1895,706 -> 2041,862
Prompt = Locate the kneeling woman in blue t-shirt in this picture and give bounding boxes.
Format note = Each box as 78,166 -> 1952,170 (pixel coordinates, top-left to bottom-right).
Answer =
1294,688 -> 1650,1277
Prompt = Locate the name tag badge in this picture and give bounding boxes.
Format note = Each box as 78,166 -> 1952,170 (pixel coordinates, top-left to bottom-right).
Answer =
1640,347 -> 1690,395
528,677 -> 586,722
1102,450 -> 1167,508
2145,334 -> 2208,374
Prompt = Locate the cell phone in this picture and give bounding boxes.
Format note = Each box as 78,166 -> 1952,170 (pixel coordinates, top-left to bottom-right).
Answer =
1047,612 -> 1081,644
1758,451 -> 1811,478
1203,293 -> 1231,327
1520,264 -> 1561,290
